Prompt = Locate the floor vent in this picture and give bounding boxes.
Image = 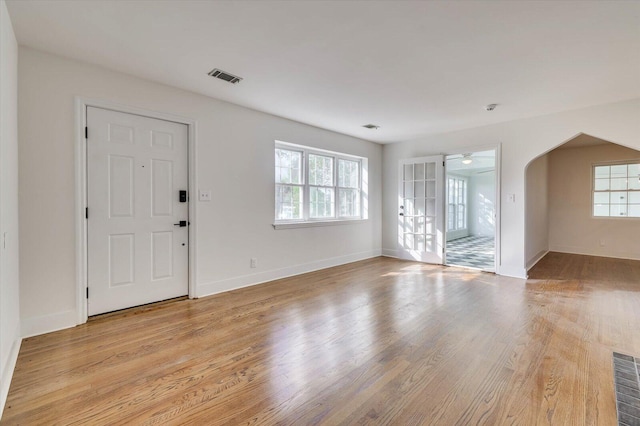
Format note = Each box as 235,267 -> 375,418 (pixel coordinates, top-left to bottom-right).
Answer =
208,68 -> 242,84
613,352 -> 640,426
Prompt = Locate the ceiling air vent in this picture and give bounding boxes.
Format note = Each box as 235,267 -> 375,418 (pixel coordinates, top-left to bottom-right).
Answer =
208,68 -> 243,84
362,124 -> 380,130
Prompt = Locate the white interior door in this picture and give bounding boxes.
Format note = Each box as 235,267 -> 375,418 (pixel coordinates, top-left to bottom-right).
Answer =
397,156 -> 444,263
87,107 -> 188,316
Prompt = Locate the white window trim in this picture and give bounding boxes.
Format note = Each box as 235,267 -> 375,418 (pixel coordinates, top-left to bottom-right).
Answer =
274,141 -> 368,228
592,159 -> 640,220
447,175 -> 468,232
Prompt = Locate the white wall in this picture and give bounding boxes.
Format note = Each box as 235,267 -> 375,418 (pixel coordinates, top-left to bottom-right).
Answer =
468,171 -> 496,238
382,98 -> 640,278
18,47 -> 382,337
548,143 -> 640,259
0,0 -> 21,414
525,154 -> 549,269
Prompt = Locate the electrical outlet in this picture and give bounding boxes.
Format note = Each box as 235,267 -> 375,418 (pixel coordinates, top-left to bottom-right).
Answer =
199,190 -> 212,202
250,258 -> 258,268
599,238 -> 605,247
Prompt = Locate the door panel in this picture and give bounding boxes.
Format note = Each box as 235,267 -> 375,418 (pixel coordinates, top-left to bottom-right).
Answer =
397,156 -> 444,263
87,107 -> 188,315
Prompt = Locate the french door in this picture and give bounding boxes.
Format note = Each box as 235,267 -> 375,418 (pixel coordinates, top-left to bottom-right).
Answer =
397,156 -> 444,263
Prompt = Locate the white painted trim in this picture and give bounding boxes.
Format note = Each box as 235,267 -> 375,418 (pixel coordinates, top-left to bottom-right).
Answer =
381,248 -> 399,258
0,336 -> 21,418
526,249 -> 549,271
196,249 -> 382,298
548,246 -> 640,262
74,97 -> 198,326
21,309 -> 77,339
273,219 -> 368,229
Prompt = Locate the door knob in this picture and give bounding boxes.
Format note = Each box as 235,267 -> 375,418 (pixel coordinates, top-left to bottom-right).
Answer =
174,221 -> 188,227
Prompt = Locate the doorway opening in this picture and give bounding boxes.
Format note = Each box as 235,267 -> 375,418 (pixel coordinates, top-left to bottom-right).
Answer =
444,150 -> 496,271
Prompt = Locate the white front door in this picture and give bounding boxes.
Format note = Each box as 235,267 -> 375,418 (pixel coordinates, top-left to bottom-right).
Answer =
87,107 -> 189,316
397,156 -> 444,263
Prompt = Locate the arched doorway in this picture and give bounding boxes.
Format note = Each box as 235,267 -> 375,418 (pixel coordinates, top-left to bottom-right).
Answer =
524,133 -> 640,272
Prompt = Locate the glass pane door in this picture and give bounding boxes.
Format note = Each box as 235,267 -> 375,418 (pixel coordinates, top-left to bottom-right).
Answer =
397,156 -> 443,263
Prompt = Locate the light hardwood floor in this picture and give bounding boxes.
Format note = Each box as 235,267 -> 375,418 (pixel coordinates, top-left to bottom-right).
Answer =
2,253 -> 640,425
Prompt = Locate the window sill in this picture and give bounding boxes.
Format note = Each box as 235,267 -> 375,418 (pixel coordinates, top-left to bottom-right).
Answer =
273,218 -> 367,230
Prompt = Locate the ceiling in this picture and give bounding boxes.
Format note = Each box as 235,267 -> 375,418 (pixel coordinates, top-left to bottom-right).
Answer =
556,133 -> 614,150
6,1 -> 640,144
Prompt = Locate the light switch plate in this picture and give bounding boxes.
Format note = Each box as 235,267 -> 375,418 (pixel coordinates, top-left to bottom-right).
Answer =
199,190 -> 212,202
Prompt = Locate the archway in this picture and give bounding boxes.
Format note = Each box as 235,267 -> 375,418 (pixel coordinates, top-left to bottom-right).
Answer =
524,133 -> 640,272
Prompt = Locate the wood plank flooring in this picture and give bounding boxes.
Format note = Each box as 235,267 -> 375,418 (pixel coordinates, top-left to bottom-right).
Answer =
2,253 -> 640,425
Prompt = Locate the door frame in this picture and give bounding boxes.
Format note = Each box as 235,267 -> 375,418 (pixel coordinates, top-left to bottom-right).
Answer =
442,143 -> 502,274
74,97 -> 198,325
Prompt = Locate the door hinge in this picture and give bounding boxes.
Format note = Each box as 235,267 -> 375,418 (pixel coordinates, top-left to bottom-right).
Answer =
443,161 -> 445,167
85,127 -> 88,139
86,207 -> 88,219
86,287 -> 89,299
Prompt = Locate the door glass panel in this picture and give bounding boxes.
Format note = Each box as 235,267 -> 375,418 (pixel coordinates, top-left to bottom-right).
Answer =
426,163 -> 436,179
404,164 -> 413,181
425,235 -> 435,252
426,199 -> 436,216
404,198 -> 414,215
404,182 -> 414,198
404,234 -> 414,250
404,217 -> 414,233
610,204 -> 627,216
399,156 -> 442,262
427,181 -> 436,198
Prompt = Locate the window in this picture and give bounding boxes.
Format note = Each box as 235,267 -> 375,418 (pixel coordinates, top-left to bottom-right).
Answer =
593,162 -> 640,218
275,142 -> 364,224
447,176 -> 467,231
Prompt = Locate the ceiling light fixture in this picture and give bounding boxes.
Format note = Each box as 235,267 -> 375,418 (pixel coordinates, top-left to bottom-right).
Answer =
362,124 -> 380,130
485,103 -> 498,111
461,154 -> 473,165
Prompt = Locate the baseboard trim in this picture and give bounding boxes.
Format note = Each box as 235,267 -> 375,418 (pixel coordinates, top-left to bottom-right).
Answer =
21,310 -> 77,339
381,248 -> 398,258
1,332 -> 21,418
526,249 -> 549,271
497,265 -> 528,280
549,246 -> 640,261
196,249 -> 382,298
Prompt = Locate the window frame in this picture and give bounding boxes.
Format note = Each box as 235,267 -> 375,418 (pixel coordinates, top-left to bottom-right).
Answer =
274,141 -> 365,227
447,175 -> 468,232
275,147 -> 305,222
592,160 -> 640,220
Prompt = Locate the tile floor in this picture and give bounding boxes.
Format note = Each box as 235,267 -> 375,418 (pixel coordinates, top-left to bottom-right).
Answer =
445,235 -> 495,271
